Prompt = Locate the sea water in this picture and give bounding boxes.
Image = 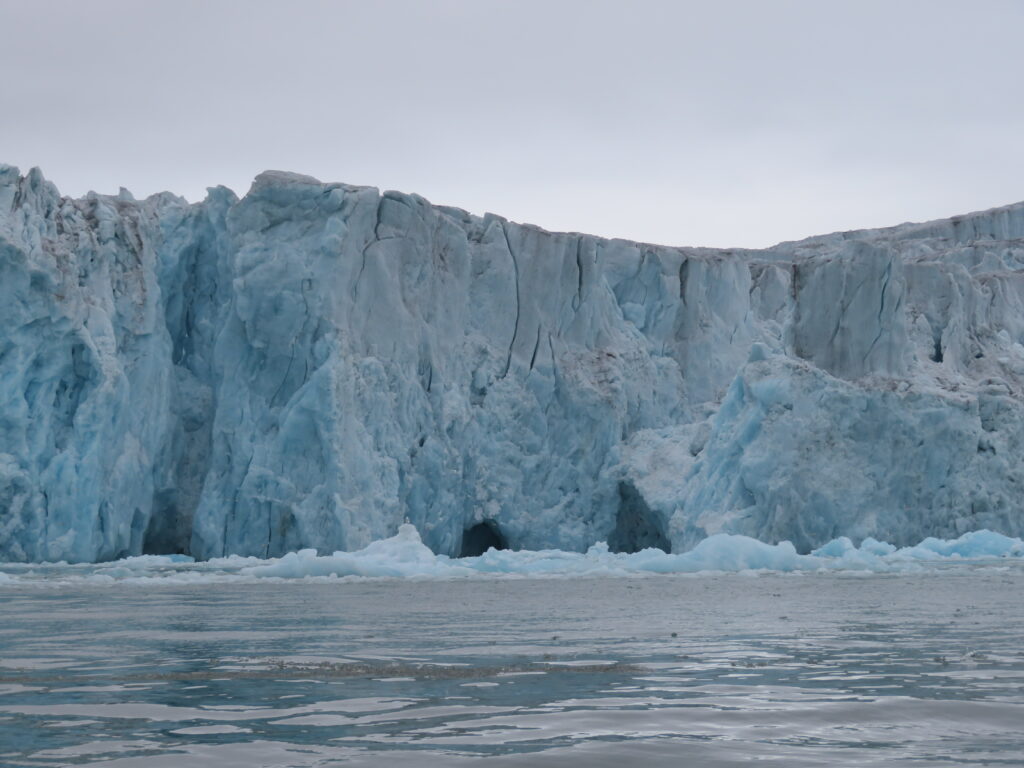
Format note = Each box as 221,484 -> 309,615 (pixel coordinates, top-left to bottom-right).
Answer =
1,562 -> 1023,766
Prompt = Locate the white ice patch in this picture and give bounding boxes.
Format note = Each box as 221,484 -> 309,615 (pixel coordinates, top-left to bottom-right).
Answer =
1,525 -> 1021,587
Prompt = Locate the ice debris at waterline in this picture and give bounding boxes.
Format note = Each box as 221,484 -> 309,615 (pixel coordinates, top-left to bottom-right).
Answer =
4,164 -> 1024,563
1,525 -> 1022,586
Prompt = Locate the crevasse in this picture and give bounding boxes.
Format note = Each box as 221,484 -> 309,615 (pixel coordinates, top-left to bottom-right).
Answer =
2,164 -> 1024,563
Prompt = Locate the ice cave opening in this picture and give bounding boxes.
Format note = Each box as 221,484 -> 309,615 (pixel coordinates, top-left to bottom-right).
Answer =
141,492 -> 190,556
459,521 -> 508,557
608,482 -> 671,554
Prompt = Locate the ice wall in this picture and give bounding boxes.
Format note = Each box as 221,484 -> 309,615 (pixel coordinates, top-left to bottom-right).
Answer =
2,164 -> 1024,562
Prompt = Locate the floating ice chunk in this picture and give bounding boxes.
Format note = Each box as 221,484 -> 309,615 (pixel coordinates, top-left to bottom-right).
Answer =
242,524 -> 473,579
214,526 -> 1024,583
811,537 -> 856,557
680,534 -> 814,571
893,529 -> 1023,560
859,538 -> 898,556
0,527 -> 1023,587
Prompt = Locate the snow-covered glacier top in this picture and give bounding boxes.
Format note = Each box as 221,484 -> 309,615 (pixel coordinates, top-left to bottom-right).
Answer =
2,164 -> 1024,563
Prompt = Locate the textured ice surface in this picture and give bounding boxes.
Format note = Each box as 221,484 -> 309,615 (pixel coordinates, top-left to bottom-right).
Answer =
3,164 -> 1024,562
0,525 -> 1022,586
237,525 -> 1024,581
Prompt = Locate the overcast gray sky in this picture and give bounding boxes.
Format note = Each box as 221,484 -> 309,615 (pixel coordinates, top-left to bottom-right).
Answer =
2,0 -> 1022,248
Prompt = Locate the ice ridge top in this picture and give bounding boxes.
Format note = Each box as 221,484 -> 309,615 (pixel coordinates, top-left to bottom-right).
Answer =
3,164 -> 1024,563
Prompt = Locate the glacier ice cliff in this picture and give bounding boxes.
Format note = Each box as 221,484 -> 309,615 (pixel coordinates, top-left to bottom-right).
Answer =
2,164 -> 1024,562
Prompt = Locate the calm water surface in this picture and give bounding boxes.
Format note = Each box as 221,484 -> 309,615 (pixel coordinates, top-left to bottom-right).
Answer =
1,568 -> 1023,766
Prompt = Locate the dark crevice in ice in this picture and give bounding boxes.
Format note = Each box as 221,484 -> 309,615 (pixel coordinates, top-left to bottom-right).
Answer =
458,520 -> 508,557
142,491 -> 190,555
608,481 -> 671,554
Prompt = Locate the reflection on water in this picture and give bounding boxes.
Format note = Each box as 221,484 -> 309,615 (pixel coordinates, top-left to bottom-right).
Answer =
1,568 -> 1023,766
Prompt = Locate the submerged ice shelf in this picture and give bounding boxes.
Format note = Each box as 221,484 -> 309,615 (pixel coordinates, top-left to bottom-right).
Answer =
2,164 -> 1024,563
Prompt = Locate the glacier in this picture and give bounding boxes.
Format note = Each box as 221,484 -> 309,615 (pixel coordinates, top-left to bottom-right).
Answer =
2,163 -> 1024,563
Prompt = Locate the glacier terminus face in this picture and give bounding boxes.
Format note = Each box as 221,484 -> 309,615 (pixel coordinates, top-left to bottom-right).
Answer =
2,164 -> 1024,563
